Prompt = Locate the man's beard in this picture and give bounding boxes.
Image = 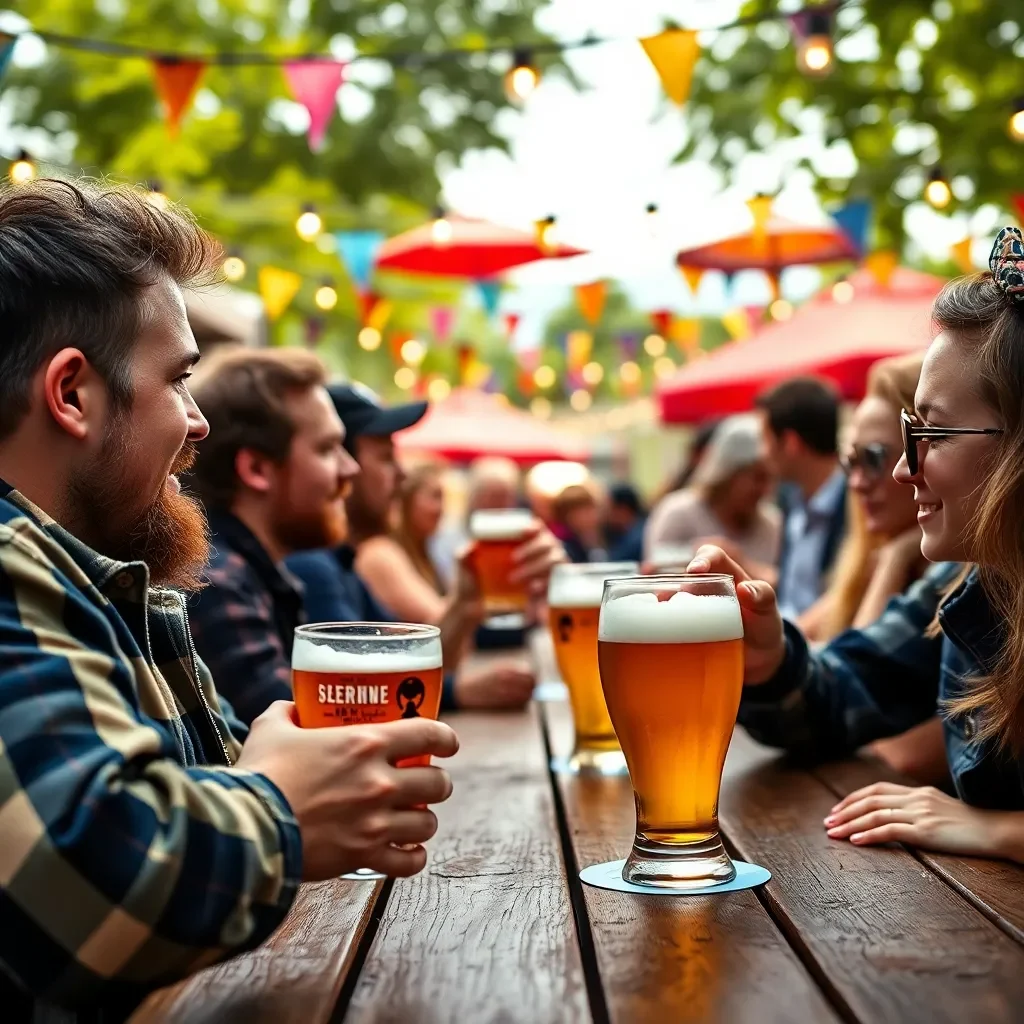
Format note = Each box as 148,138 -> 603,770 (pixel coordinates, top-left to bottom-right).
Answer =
66,429 -> 210,592
270,472 -> 349,554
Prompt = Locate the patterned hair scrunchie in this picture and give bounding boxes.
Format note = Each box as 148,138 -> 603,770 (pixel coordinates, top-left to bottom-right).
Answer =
989,226 -> 1024,305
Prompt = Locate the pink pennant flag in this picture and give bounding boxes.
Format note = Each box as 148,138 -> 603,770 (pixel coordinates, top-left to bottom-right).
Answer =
430,306 -> 455,342
283,60 -> 345,152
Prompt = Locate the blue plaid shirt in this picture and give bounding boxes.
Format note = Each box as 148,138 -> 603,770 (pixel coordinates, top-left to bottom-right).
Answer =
0,482 -> 301,1020
740,561 -> 1024,809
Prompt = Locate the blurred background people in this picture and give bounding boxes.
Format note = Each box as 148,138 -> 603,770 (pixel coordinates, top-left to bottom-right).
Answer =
396,460 -> 448,595
605,483 -> 647,562
551,483 -> 608,563
644,413 -> 779,579
756,377 -> 845,620
656,417 -> 722,501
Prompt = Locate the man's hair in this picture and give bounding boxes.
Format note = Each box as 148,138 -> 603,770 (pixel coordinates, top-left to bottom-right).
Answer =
0,177 -> 220,440
755,377 -> 839,456
188,346 -> 327,511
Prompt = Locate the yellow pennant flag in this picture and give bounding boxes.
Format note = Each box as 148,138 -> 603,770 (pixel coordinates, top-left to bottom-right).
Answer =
639,29 -> 700,106
679,264 -> 704,296
575,281 -> 607,325
366,297 -> 393,333
671,318 -> 700,354
566,329 -> 594,370
746,194 -> 774,250
864,250 -> 898,289
258,266 -> 302,321
721,308 -> 751,342
950,237 -> 974,275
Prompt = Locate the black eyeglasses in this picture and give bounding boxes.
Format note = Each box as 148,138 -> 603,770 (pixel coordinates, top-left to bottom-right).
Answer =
900,409 -> 1003,475
839,442 -> 892,478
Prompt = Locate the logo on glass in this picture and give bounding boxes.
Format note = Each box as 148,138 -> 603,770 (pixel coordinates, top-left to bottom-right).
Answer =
396,676 -> 426,719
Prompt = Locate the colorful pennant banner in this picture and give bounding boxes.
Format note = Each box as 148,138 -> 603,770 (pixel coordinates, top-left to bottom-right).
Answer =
864,249 -> 898,289
680,265 -> 704,297
832,198 -> 872,255
430,305 -> 455,341
0,32 -> 15,82
950,237 -> 974,275
566,329 -> 594,370
639,29 -> 700,106
283,60 -> 345,152
151,58 -> 205,136
721,308 -> 751,342
575,280 -> 607,325
335,230 -> 384,292
650,309 -> 674,338
504,312 -> 522,339
475,279 -> 502,318
258,266 -> 302,321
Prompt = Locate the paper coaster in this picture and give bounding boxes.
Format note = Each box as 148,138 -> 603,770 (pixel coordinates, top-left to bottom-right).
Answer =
580,858 -> 770,896
533,680 -> 568,702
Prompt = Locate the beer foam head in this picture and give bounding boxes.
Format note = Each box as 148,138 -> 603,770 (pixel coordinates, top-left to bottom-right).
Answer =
292,634 -> 442,673
548,564 -> 638,608
468,508 -> 533,541
598,590 -> 743,643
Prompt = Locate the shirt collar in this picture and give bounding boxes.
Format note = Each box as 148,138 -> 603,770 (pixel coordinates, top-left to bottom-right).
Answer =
206,510 -> 303,598
939,567 -> 1002,670
805,467 -> 846,517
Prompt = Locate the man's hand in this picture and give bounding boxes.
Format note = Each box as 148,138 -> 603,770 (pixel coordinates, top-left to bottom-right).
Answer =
686,544 -> 786,686
454,661 -> 536,710
510,520 -> 566,597
237,702 -> 459,881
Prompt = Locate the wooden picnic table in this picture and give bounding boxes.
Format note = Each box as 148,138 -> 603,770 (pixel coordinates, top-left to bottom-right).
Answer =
134,635 -> 1024,1024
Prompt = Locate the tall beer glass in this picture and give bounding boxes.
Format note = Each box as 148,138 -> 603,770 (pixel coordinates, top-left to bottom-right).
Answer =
598,575 -> 743,887
292,622 -> 443,880
468,508 -> 533,626
547,562 -> 637,774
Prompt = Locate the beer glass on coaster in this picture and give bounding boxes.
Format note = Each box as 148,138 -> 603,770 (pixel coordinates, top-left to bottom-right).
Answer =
546,562 -> 638,775
468,508 -> 533,628
292,622 -> 443,880
597,575 -> 744,888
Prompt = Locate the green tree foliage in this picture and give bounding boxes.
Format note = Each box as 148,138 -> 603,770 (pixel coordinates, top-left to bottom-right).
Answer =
681,0 -> 1024,244
1,0 -> 558,389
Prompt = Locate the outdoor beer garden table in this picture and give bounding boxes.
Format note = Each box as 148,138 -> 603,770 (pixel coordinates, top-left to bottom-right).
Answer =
134,637 -> 1024,1024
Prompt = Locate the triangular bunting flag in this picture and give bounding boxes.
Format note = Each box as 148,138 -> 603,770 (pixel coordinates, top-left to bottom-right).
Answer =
670,318 -> 700,354
950,237 -> 974,275
0,33 -> 16,82
430,306 -> 455,342
680,265 -> 704,297
357,290 -> 380,325
650,309 -> 673,338
864,250 -> 898,289
335,231 -> 384,292
367,297 -> 393,333
745,306 -> 767,336
832,199 -> 872,255
389,331 -> 411,364
258,266 -> 302,321
721,308 -> 751,342
504,312 -> 521,339
566,329 -> 593,370
517,369 -> 536,397
639,29 -> 700,106
475,279 -> 502,318
151,59 -> 206,137
283,60 -> 345,152
456,344 -> 475,386
575,281 -> 607,325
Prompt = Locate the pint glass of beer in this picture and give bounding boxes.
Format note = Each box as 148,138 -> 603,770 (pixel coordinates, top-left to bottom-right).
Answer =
468,508 -> 534,626
547,562 -> 637,775
598,575 -> 743,887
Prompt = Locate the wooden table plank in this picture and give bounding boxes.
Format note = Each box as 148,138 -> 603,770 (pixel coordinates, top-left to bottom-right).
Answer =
344,701 -> 591,1024
813,756 -> 1024,947
723,729 -> 1024,1024
543,698 -> 840,1024
131,878 -> 382,1024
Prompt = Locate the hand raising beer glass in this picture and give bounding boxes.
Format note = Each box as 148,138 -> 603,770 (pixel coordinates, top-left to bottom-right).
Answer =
468,508 -> 534,626
598,575 -> 744,887
292,622 -> 444,879
547,562 -> 638,775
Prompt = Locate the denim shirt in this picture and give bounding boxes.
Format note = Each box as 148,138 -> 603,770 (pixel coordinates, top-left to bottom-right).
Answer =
740,562 -> 1024,809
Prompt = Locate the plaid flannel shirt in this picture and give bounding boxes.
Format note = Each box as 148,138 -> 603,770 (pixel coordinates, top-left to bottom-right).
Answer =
0,482 -> 302,1021
740,560 -> 1024,808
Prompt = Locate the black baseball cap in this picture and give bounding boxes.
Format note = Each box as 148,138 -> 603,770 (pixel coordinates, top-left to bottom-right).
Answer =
327,381 -> 428,450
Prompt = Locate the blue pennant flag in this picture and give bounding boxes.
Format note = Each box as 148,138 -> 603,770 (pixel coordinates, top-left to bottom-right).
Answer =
832,199 -> 872,255
0,34 -> 15,83
335,230 -> 385,292
475,279 -> 501,318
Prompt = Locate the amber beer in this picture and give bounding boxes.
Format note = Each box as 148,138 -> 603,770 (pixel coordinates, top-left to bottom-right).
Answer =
469,508 -> 533,623
292,622 -> 443,769
598,575 -> 744,888
547,562 -> 637,774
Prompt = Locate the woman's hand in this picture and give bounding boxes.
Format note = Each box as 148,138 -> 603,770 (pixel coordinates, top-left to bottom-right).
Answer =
824,781 -> 1023,861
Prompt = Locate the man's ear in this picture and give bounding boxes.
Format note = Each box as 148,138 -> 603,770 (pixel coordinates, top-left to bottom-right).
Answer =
43,348 -> 104,441
234,448 -> 277,494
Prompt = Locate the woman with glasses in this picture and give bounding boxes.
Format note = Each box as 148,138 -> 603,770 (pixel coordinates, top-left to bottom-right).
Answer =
688,226 -> 1024,864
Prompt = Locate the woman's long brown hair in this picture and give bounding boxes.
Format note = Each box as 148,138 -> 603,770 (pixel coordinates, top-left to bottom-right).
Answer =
933,273 -> 1024,751
394,461 -> 447,596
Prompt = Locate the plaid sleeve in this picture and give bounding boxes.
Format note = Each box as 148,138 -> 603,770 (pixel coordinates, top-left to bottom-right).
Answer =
188,562 -> 293,727
739,562 -> 958,759
0,530 -> 302,1009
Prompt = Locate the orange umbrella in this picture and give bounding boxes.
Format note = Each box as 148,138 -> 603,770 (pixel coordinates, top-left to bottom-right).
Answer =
676,214 -> 860,273
376,214 -> 586,278
658,267 -> 944,424
396,389 -> 589,464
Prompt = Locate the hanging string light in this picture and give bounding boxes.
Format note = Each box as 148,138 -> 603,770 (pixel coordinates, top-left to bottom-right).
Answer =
796,12 -> 834,78
8,149 -> 36,184
400,338 -> 426,365
1009,97 -> 1024,142
530,396 -> 552,419
431,205 -> 453,245
643,333 -> 667,357
533,364 -> 556,389
569,389 -> 592,412
581,361 -> 604,386
504,49 -> 539,104
427,378 -> 451,402
358,326 -> 382,351
314,280 -> 338,311
222,250 -> 247,283
619,361 -> 642,385
296,204 -> 323,241
769,298 -> 794,321
831,279 -> 854,303
394,367 -> 416,391
924,166 -> 952,209
535,214 -> 557,253
645,202 -> 659,238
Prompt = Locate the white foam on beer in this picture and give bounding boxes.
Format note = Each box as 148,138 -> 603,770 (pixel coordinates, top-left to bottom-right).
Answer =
598,591 -> 743,643
468,508 -> 533,541
292,635 -> 442,673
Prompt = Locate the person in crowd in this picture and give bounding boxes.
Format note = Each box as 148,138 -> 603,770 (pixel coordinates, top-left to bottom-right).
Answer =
756,377 -> 846,620
655,417 -> 721,502
689,227 -> 1024,863
395,460 -> 449,594
605,482 -> 647,562
644,413 -> 780,578
0,179 -> 457,1019
287,384 -> 563,709
551,483 -> 609,563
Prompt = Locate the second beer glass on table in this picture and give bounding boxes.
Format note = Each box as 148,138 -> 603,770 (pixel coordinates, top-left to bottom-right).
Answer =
547,562 -> 637,774
468,508 -> 533,627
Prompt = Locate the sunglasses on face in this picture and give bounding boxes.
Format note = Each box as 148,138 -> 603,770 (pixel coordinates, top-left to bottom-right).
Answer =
899,409 -> 1003,476
839,443 -> 892,478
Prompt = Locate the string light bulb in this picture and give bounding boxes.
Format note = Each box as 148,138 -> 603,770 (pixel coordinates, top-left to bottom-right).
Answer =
832,279 -> 854,303
222,252 -> 247,283
643,333 -> 667,357
314,282 -> 338,311
530,396 -> 552,419
796,13 -> 834,78
394,367 -> 416,391
296,204 -> 323,241
581,361 -> 604,386
400,338 -> 426,365
769,299 -> 794,321
535,214 -> 557,253
653,356 -> 676,379
9,149 -> 36,184
358,327 -> 382,351
1010,98 -> 1024,142
924,166 -> 952,209
569,389 -> 592,412
533,364 -> 556,390
504,49 -> 539,104
431,206 -> 453,245
427,378 -> 451,403
620,361 -> 642,385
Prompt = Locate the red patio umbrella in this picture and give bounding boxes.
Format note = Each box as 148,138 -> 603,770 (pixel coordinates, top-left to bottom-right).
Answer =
657,267 -> 945,425
376,214 -> 586,278
396,389 -> 590,464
